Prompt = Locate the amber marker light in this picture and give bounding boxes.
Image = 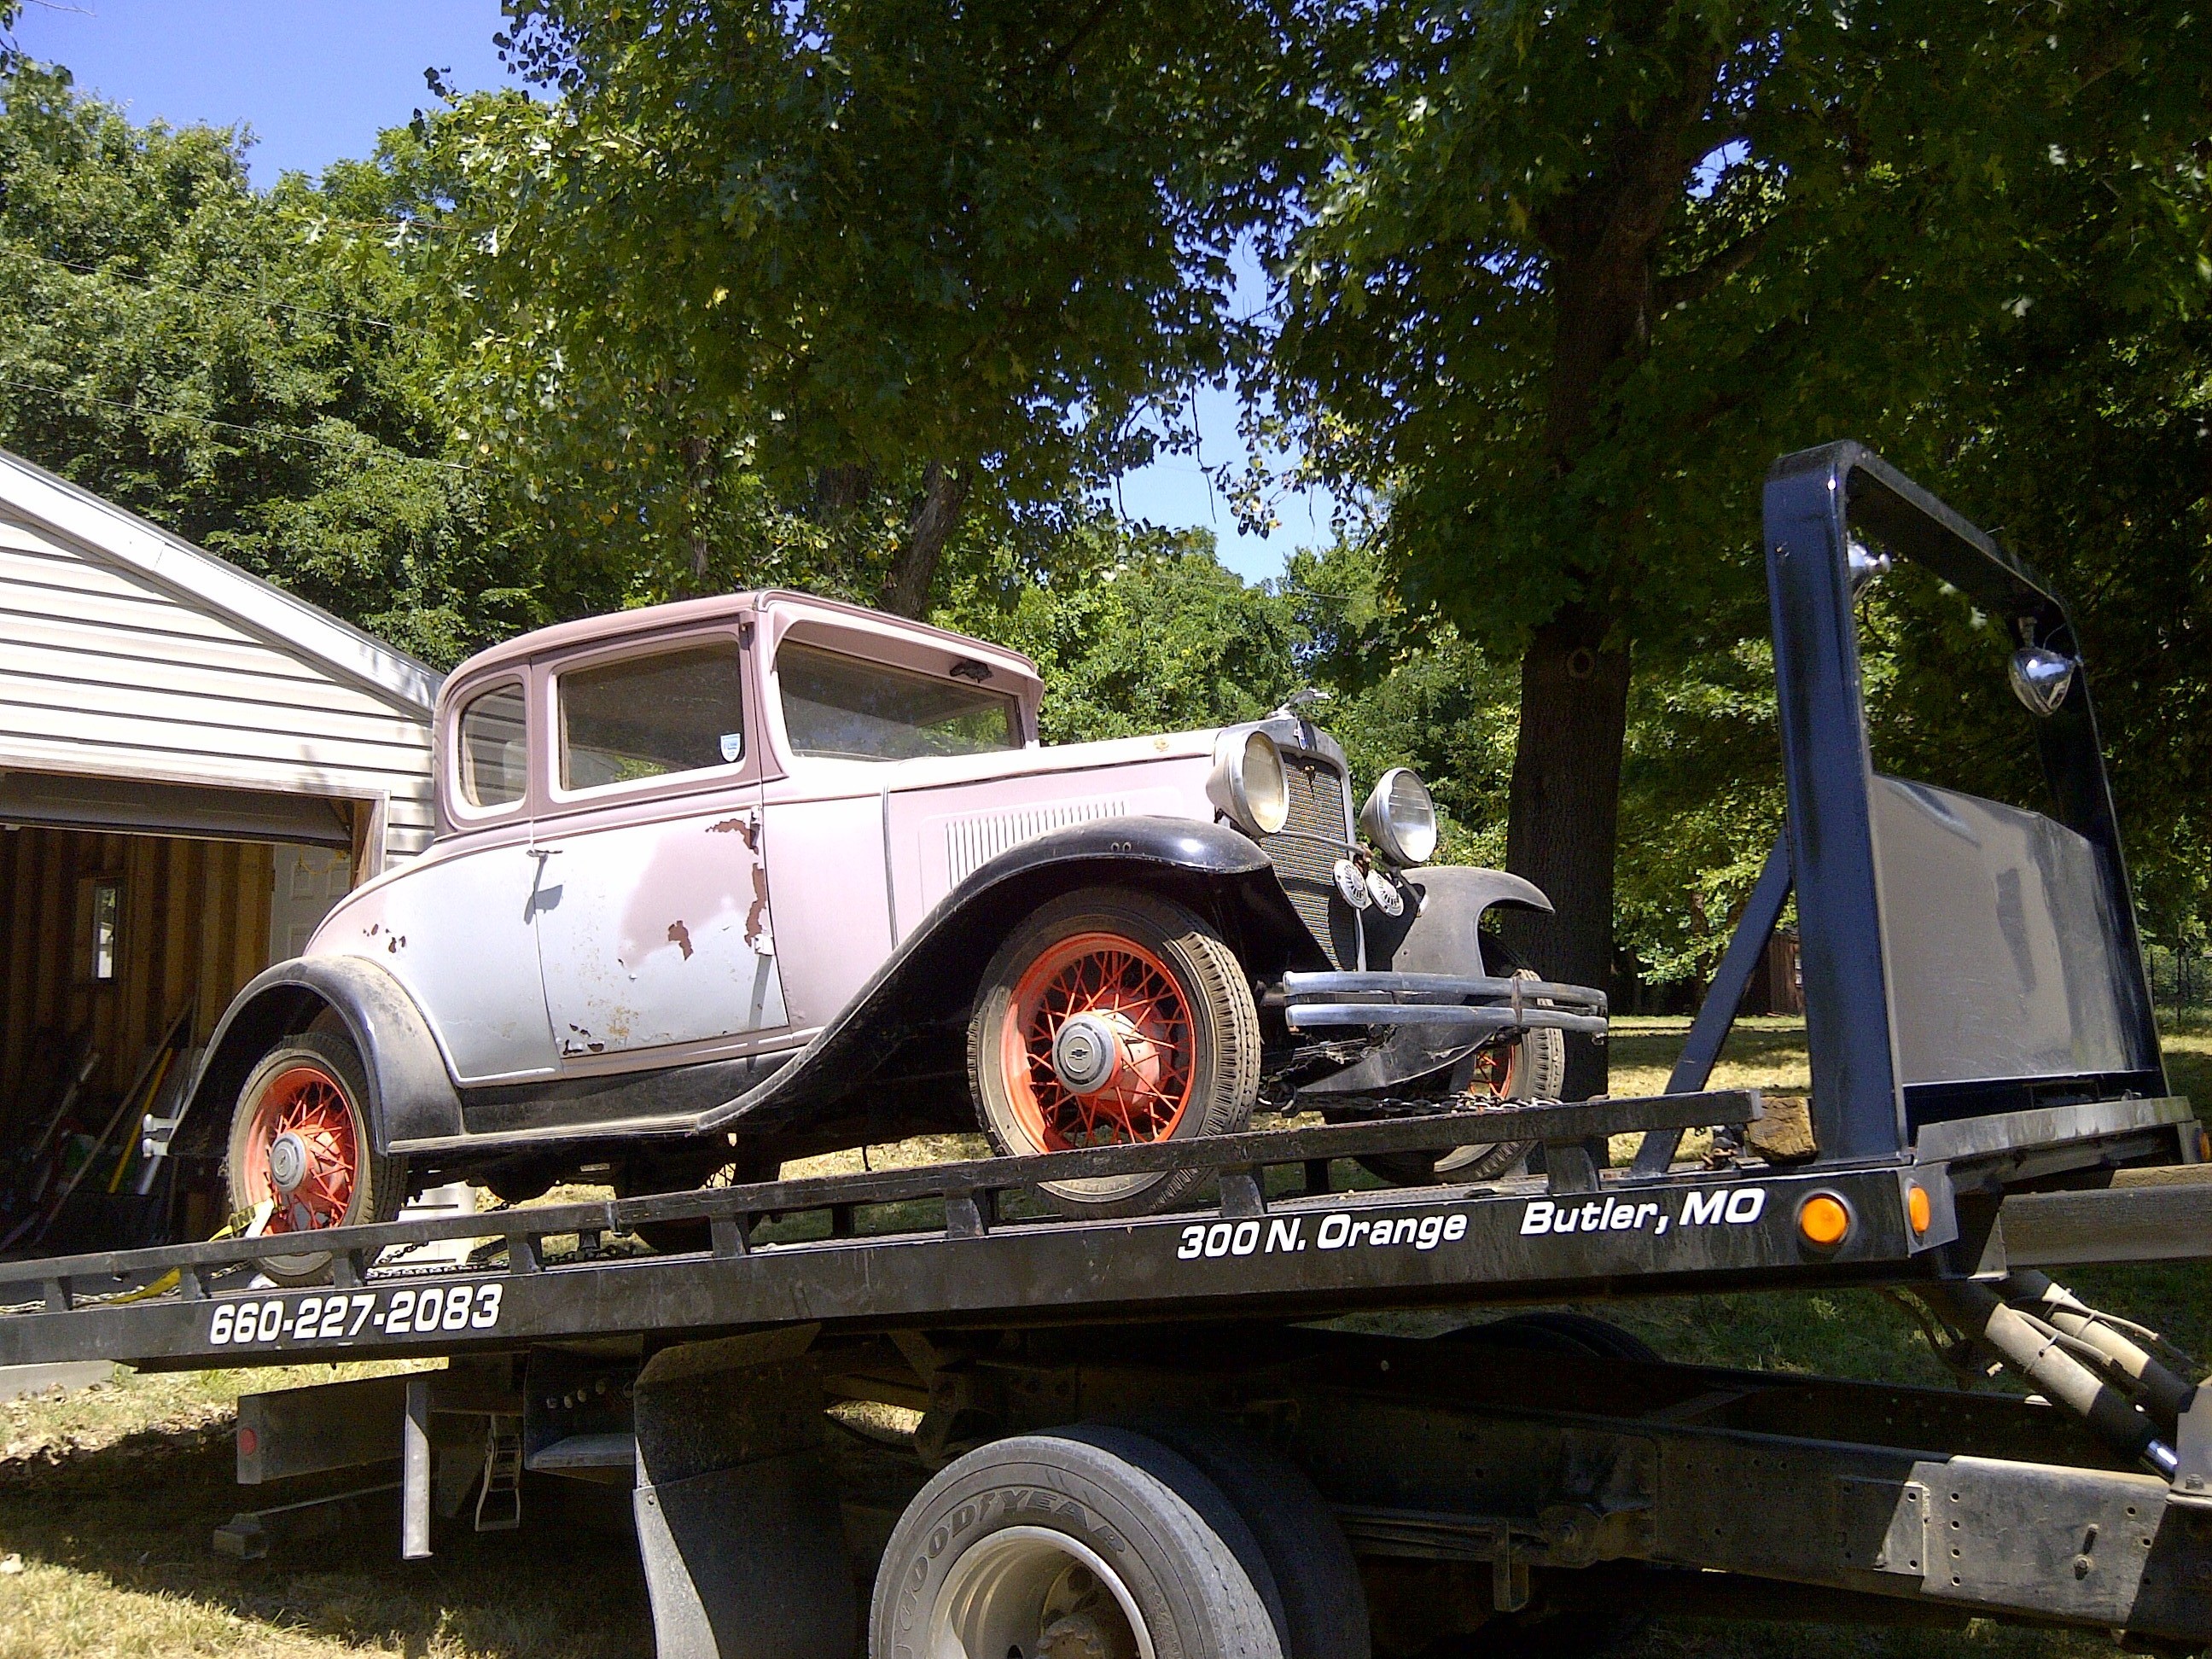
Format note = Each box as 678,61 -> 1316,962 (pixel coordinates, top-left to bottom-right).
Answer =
1906,1184 -> 1932,1236
1797,1193 -> 1852,1249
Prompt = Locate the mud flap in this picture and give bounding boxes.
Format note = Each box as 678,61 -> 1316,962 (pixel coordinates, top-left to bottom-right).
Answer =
631,1330 -> 854,1659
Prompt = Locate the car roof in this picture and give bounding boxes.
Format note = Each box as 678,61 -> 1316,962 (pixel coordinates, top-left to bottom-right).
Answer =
439,589 -> 1040,708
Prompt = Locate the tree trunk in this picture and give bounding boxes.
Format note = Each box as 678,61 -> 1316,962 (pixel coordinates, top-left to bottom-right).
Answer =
1505,600 -> 1633,1100
678,434 -> 718,597
880,461 -> 969,619
1499,57 -> 1721,1095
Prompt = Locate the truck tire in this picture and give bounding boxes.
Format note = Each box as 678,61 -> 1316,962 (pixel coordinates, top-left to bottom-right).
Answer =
870,1427 -> 1286,1659
1359,942 -> 1565,1189
969,888 -> 1260,1218
1091,1414 -> 1371,1659
224,1031 -> 405,1287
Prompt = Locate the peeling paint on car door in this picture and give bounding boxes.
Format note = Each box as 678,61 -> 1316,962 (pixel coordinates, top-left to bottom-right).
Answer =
531,790 -> 788,1059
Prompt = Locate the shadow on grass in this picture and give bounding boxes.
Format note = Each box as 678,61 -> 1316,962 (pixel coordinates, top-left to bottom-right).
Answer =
0,1413 -> 652,1659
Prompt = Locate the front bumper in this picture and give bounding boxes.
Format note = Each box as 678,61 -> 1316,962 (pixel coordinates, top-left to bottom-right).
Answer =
1269,971 -> 1610,1039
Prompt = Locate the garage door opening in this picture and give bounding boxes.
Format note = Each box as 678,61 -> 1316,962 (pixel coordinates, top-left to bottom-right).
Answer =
0,822 -> 366,1255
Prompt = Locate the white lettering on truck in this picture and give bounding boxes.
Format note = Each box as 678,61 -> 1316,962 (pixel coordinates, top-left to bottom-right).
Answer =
1519,1186 -> 1767,1238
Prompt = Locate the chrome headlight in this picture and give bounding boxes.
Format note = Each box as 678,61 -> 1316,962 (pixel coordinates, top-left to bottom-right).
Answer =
1360,766 -> 1438,866
1208,729 -> 1289,836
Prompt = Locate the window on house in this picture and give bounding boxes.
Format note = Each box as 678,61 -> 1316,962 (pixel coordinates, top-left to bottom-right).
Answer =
78,877 -> 120,983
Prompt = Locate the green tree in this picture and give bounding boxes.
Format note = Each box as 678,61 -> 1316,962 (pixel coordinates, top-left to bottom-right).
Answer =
1285,537 -> 1517,867
1271,0 -> 2211,1086
424,0 -> 1314,617
0,60 -> 539,665
939,522 -> 1307,742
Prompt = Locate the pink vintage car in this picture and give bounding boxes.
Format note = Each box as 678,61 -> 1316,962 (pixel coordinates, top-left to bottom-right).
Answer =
177,591 -> 1606,1278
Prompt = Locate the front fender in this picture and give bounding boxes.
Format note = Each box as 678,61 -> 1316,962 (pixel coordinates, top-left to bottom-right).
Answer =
173,956 -> 463,1161
1302,865 -> 1560,1098
697,815 -> 1312,1149
1367,866 -> 1556,975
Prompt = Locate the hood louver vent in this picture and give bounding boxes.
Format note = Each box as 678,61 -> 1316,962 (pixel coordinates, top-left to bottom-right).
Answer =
946,798 -> 1129,887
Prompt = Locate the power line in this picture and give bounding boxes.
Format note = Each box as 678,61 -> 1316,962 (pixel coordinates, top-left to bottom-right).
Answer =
1,246 -> 400,334
0,375 -> 474,473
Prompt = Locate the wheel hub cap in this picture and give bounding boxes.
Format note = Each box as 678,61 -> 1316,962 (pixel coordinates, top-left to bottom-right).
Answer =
267,1130 -> 311,1196
1051,1013 -> 1123,1095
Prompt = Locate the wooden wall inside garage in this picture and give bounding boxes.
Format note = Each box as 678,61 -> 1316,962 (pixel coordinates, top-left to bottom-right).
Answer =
0,826 -> 273,1109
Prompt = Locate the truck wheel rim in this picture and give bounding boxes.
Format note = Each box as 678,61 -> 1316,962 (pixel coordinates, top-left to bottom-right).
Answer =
242,1066 -> 358,1235
928,1523 -> 1155,1659
1003,932 -> 1195,1152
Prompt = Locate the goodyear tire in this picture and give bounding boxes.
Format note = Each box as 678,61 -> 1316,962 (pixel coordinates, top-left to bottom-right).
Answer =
1099,1413 -> 1371,1659
969,888 -> 1260,1217
870,1427 -> 1286,1659
224,1031 -> 405,1287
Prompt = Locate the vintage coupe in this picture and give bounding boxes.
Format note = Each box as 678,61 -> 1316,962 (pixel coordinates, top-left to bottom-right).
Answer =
176,591 -> 1606,1279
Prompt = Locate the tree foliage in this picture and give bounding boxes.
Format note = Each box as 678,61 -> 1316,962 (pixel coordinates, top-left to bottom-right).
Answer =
421,0 -> 1314,615
1266,0 -> 2212,1063
0,61 -> 541,665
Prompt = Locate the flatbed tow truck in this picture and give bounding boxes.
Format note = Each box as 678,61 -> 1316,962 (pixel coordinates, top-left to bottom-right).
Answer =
5,444 -> 2212,1659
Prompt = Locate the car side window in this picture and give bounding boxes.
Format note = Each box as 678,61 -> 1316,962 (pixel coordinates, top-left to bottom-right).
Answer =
777,641 -> 1020,760
456,682 -> 529,810
558,641 -> 746,793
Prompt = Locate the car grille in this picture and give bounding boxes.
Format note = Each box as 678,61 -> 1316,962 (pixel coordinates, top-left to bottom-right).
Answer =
1261,757 -> 1354,967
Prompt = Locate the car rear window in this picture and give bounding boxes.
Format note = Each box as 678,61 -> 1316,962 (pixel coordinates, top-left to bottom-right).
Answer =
777,642 -> 1019,760
456,682 -> 528,809
558,642 -> 746,791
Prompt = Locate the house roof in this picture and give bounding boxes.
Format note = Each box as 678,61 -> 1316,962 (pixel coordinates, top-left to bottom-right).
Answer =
0,445 -> 441,716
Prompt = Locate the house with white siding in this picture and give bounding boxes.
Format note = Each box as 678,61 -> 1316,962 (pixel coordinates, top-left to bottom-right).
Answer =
0,445 -> 440,1148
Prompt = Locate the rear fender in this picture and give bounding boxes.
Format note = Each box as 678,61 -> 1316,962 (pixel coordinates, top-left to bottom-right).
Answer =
172,956 -> 463,1161
699,815 -> 1312,1146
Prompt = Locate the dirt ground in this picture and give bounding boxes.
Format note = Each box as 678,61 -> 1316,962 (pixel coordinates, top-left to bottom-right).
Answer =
1,1016 -> 2205,1658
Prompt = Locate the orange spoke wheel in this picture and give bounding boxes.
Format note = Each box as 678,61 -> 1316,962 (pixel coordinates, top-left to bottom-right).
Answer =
226,1032 -> 404,1287
239,1064 -> 361,1236
1002,933 -> 1196,1152
969,888 -> 1260,1219
1464,1042 -> 1516,1103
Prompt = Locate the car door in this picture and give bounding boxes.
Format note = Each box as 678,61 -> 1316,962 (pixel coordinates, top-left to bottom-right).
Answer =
530,632 -> 787,1062
325,674 -> 562,1083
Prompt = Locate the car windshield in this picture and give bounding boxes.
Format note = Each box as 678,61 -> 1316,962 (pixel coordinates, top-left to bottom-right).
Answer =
777,642 -> 1019,760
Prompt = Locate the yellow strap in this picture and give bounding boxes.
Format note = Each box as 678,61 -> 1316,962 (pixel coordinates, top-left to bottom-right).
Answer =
107,1204 -> 268,1305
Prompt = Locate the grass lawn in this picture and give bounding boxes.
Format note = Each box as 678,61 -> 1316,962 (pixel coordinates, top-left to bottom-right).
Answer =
0,1017 -> 2203,1657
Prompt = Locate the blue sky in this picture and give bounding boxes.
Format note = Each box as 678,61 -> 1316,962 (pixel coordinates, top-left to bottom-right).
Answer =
13,0 -> 1337,582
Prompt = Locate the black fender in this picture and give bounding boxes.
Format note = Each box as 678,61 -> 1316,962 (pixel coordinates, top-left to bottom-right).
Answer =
1303,866 -> 1557,1099
697,815 -> 1313,1149
172,955 -> 463,1163
1365,866 -> 1555,974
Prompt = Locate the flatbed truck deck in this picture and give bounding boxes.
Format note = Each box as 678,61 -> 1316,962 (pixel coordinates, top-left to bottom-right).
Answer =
6,443 -> 2212,1659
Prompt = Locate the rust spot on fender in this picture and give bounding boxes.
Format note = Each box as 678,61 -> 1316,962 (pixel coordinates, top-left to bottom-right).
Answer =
667,920 -> 694,959
386,934 -> 406,953
708,817 -> 758,849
